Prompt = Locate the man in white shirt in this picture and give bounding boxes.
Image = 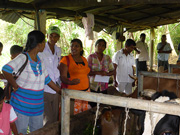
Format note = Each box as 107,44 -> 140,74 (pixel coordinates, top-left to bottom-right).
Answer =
39,26 -> 61,126
135,33 -> 149,76
157,35 -> 172,71
112,39 -> 136,95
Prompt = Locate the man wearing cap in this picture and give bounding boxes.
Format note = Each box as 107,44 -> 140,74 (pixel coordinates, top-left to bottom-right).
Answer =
39,26 -> 61,126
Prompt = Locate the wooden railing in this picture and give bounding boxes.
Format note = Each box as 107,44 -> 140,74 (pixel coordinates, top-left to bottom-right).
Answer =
61,89 -> 180,135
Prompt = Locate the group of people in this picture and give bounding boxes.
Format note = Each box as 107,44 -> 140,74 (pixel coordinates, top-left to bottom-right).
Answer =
0,25 -> 173,135
135,33 -> 172,74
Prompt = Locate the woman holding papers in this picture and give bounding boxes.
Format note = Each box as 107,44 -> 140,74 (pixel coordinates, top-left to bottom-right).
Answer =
59,39 -> 90,115
87,39 -> 115,94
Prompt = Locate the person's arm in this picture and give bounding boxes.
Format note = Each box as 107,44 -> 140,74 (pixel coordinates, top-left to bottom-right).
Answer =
87,55 -> 107,76
157,43 -> 171,53
59,63 -> 80,85
47,80 -> 61,94
10,122 -> 22,135
113,63 -> 118,87
158,49 -> 171,53
2,71 -> 18,91
88,55 -> 114,76
158,43 -> 165,51
10,108 -> 22,135
0,73 -> 5,79
134,47 -> 140,54
89,70 -> 108,76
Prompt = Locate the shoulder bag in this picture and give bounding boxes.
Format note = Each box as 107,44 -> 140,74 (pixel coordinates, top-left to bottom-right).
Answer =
4,53 -> 28,99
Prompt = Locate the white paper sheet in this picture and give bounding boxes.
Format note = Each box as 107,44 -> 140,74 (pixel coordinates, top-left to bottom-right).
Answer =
94,75 -> 110,83
0,129 -> 4,133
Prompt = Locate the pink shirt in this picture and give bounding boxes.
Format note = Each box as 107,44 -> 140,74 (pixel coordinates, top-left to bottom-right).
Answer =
0,102 -> 17,135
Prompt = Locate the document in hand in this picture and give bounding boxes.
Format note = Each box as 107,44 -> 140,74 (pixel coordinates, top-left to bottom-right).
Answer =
94,75 -> 110,83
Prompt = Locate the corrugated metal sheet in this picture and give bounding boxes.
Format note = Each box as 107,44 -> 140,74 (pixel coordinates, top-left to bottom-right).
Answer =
0,11 -> 19,24
1,0 -> 180,32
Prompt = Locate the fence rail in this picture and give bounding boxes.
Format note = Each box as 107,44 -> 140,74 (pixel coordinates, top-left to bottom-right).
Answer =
137,71 -> 180,97
168,64 -> 180,73
61,89 -> 180,135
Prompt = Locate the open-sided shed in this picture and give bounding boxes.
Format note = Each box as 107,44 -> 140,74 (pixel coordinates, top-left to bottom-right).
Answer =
1,0 -> 180,68
1,0 -> 180,32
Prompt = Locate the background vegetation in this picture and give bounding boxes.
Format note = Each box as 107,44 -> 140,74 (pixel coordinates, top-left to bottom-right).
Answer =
0,17 -> 180,71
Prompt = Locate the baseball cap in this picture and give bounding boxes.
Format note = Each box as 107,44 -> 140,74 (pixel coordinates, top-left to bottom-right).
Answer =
47,26 -> 60,36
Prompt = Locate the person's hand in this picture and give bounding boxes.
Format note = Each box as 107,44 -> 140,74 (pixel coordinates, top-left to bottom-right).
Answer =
137,50 -> 140,54
13,85 -> 19,92
98,71 -> 108,76
70,79 -> 80,85
158,50 -> 163,53
57,87 -> 61,95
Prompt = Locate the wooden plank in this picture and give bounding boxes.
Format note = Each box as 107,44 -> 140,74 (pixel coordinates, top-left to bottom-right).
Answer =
63,89 -> 180,116
139,71 -> 180,80
168,64 -> 180,73
61,90 -> 70,135
61,88 -> 180,134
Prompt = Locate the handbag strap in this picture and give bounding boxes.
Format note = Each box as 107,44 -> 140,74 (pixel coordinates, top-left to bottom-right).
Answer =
14,53 -> 28,77
65,56 -> 70,78
65,56 -> 70,67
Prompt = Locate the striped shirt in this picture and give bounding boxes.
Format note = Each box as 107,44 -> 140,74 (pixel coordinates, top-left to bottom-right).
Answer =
2,53 -> 51,116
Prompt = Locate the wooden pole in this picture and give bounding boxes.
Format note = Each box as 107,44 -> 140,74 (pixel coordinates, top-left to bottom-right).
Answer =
61,90 -> 70,135
115,25 -> 124,52
34,10 -> 46,34
149,27 -> 155,70
39,10 -> 46,34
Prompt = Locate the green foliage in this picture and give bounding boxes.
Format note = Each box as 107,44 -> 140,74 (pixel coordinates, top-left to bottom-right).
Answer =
169,23 -> 180,53
0,17 -> 179,73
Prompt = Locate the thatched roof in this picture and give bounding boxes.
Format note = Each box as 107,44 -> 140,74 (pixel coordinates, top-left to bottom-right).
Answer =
1,0 -> 180,33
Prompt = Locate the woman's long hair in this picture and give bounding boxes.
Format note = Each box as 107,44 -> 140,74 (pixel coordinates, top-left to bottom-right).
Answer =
24,30 -> 45,52
71,39 -> 84,56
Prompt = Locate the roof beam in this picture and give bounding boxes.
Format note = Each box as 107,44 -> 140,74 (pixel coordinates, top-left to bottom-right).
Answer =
133,7 -> 180,24
0,1 -> 34,11
40,0 -> 180,8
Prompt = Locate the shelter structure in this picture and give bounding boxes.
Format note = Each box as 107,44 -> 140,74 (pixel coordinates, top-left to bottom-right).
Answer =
1,0 -> 180,69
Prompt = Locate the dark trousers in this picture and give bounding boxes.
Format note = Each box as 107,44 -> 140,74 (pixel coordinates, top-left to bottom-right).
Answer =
136,59 -> 147,76
158,59 -> 168,71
